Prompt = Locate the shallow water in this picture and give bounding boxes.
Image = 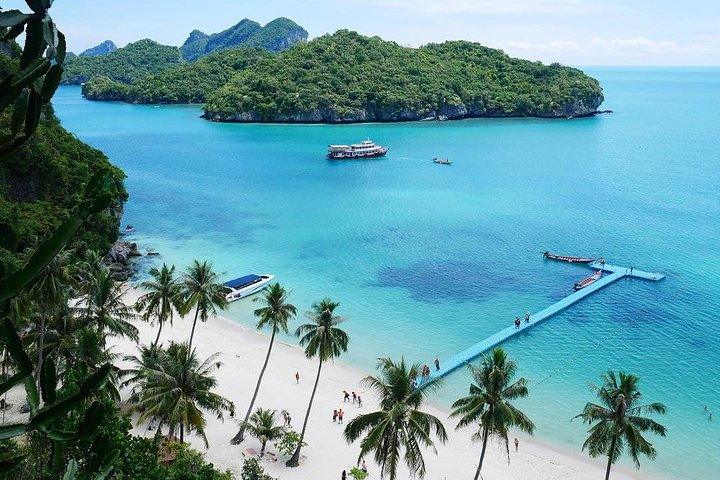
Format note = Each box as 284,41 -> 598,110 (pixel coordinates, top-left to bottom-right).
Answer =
54,68 -> 720,480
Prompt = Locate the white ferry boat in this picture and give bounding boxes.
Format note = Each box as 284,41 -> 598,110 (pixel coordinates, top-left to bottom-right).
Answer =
327,140 -> 388,159
222,274 -> 274,302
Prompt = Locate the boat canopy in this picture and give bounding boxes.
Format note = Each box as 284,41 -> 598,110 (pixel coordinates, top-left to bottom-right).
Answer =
225,274 -> 261,289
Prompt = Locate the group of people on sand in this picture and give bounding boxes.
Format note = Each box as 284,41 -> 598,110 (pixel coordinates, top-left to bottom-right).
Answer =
514,311 -> 531,328
343,390 -> 363,407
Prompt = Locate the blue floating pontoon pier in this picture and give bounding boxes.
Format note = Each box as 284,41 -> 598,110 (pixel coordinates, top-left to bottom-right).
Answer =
422,261 -> 665,385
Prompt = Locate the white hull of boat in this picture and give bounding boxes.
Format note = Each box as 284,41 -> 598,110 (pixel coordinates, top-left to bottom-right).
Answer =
225,274 -> 274,302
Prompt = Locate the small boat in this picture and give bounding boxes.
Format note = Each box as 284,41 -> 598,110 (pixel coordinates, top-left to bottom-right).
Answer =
222,274 -> 274,302
433,157 -> 453,165
327,140 -> 388,159
574,271 -> 602,291
543,251 -> 594,263
121,225 -> 135,235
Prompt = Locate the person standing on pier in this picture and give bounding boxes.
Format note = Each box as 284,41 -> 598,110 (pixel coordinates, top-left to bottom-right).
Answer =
525,311 -> 530,323
515,317 -> 521,328
434,358 -> 440,370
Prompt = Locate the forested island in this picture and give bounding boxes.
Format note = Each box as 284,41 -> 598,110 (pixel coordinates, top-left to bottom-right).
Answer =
83,30 -> 604,121
61,17 -> 307,86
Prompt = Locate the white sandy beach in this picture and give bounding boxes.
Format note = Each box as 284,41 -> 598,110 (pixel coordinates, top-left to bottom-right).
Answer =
111,287 -> 644,480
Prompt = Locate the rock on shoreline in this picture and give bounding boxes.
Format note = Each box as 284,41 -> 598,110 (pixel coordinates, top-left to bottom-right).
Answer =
202,94 -> 604,123
105,241 -> 141,281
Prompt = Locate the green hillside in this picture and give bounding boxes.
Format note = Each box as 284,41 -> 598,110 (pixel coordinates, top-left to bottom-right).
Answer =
83,48 -> 271,103
62,39 -> 183,85
1,48 -> 126,268
203,30 -> 604,122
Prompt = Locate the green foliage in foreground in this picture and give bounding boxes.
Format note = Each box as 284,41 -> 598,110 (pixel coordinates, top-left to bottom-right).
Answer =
204,30 -> 604,121
0,44 -> 126,274
84,48 -> 271,104
62,39 -> 183,85
240,458 -> 277,480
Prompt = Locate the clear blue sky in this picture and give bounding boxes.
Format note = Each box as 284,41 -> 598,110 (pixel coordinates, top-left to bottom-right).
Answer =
3,0 -> 719,66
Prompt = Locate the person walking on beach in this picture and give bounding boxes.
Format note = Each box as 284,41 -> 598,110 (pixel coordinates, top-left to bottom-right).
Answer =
338,409 -> 344,424
341,470 -> 347,480
514,437 -> 519,452
333,409 -> 338,423
295,371 -> 300,384
343,390 -> 350,402
352,391 -> 357,404
357,395 -> 362,407
434,358 -> 440,371
361,460 -> 367,473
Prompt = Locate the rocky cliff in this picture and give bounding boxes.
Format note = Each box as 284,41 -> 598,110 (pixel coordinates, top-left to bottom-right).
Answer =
79,40 -> 118,57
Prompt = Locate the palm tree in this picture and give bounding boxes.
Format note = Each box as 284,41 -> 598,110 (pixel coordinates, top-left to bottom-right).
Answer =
135,341 -> 234,446
344,357 -> 448,480
575,371 -> 667,480
120,343 -> 164,401
181,260 -> 227,353
135,264 -> 184,348
242,408 -> 286,456
286,298 -> 349,467
29,249 -> 76,386
231,283 -> 296,444
450,348 -> 535,480
83,269 -> 138,341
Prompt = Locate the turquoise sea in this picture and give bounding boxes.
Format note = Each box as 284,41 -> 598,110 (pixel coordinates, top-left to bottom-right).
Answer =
54,68 -> 719,480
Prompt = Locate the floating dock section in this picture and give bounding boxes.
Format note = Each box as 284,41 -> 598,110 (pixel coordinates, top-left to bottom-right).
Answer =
422,262 -> 664,385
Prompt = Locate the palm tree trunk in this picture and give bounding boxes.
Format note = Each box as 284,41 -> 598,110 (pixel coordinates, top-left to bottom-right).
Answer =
474,426 -> 490,480
231,326 -> 277,444
604,436 -> 616,480
286,357 -> 323,467
153,318 -> 164,349
36,315 -> 46,391
188,306 -> 200,353
179,422 -> 184,443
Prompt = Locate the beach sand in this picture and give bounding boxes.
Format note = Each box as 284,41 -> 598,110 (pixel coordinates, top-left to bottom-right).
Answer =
112,287 -> 644,480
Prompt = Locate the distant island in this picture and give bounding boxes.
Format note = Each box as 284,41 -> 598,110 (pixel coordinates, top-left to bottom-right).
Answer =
82,31 -> 603,121
79,39 -> 117,57
61,17 -> 307,85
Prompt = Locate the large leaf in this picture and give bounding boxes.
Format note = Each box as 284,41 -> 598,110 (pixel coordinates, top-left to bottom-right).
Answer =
93,450 -> 120,480
1,20 -> 26,41
41,64 -> 62,102
40,357 -> 57,404
0,10 -> 30,27
0,423 -> 26,440
62,460 -> 78,480
0,371 -> 28,397
78,400 -> 105,438
9,89 -> 28,135
19,17 -> 44,69
41,16 -> 57,48
0,170 -> 114,302
29,364 -> 111,430
0,314 -> 33,375
23,87 -> 42,136
46,429 -> 77,441
55,30 -> 66,63
10,57 -> 50,88
24,376 -> 40,414
0,215 -> 83,303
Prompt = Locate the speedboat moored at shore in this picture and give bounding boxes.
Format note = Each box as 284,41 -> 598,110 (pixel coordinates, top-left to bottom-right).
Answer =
574,270 -> 602,290
543,251 -> 595,263
223,274 -> 274,302
327,140 -> 388,159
